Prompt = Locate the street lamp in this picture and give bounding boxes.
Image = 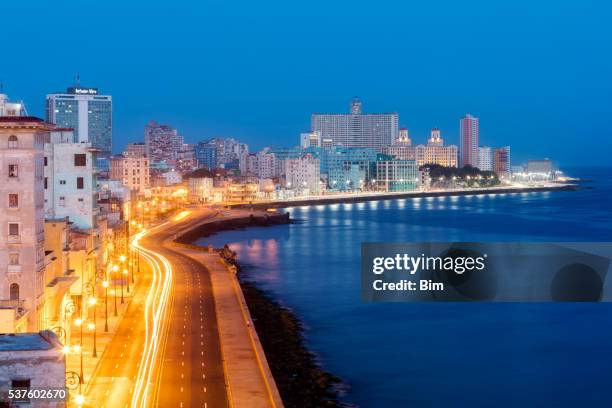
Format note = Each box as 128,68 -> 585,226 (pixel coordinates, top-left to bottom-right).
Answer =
102,280 -> 109,332
88,296 -> 97,357
119,256 -> 126,304
74,317 -> 84,384
112,265 -> 119,315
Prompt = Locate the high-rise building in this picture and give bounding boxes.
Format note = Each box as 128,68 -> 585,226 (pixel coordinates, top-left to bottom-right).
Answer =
460,114 -> 479,167
144,121 -> 184,167
311,98 -> 398,150
478,146 -> 493,171
110,155 -> 150,193
284,154 -> 321,195
46,85 -> 112,158
493,146 -> 511,177
44,129 -> 98,230
195,141 -> 218,170
0,116 -> 50,332
256,148 -> 280,179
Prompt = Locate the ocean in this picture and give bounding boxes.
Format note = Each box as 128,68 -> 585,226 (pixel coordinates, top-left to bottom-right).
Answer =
197,167 -> 612,407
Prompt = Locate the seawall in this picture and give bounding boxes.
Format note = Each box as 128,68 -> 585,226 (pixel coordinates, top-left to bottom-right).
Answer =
233,184 -> 578,209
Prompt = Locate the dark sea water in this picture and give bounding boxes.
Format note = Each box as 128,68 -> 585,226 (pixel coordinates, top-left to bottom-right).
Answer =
198,167 -> 612,408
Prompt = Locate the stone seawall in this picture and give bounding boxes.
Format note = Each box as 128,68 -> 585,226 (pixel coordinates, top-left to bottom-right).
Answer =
175,212 -> 290,244
233,184 -> 578,210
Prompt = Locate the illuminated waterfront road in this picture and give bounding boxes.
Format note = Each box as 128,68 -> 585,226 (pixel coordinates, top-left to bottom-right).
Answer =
138,210 -> 229,408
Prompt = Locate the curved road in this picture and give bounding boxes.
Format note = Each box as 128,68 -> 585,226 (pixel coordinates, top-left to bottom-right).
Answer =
140,210 -> 228,408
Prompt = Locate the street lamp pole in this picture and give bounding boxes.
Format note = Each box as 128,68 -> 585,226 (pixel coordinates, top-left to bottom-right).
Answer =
103,280 -> 109,332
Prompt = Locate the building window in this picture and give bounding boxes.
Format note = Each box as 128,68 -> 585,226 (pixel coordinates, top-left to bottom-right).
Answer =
77,177 -> 84,189
44,156 -> 48,166
8,223 -> 19,237
8,164 -> 18,178
9,253 -> 19,265
8,135 -> 18,149
9,283 -> 20,301
8,193 -> 18,208
44,177 -> 48,189
74,154 -> 87,166
11,378 -> 30,390
59,180 -> 66,185
59,196 -> 66,206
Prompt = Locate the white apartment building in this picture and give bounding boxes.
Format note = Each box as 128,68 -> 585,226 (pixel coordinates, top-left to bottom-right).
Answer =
478,146 -> 493,171
312,98 -> 398,150
44,129 -> 98,230
284,154 -> 320,196
0,116 -> 49,332
188,177 -> 214,202
110,155 -> 150,193
257,149 -> 280,179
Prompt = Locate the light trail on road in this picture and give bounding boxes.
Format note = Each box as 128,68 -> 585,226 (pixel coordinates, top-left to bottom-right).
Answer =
130,224 -> 174,408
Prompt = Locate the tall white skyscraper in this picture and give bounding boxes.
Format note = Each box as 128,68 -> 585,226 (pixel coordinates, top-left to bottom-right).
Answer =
460,114 -> 479,167
46,85 -> 112,158
311,98 -> 398,150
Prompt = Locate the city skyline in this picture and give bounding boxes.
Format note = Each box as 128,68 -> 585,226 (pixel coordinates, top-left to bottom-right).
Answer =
2,1 -> 611,166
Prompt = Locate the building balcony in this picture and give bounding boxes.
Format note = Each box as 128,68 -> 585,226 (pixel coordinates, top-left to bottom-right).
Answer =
7,264 -> 22,274
7,235 -> 20,244
0,299 -> 27,319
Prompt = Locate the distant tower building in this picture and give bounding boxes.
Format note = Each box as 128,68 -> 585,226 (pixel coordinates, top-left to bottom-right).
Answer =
394,128 -> 411,146
46,83 -> 112,159
460,114 -> 479,167
493,146 -> 511,177
144,121 -> 184,167
428,128 -> 443,147
350,97 -> 362,114
195,141 -> 218,170
311,98 -> 398,150
478,146 -> 493,171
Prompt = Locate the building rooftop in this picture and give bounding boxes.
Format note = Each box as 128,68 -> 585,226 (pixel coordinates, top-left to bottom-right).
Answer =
0,116 -> 44,123
0,331 -> 59,352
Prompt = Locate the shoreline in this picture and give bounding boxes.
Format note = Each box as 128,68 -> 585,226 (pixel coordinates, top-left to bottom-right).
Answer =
175,211 -> 346,407
232,183 -> 578,209
173,183 -> 578,407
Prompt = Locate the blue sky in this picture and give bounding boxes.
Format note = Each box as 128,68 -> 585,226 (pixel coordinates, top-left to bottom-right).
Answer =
2,0 -> 611,165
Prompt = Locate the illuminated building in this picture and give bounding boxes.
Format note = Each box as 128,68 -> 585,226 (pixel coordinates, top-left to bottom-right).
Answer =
46,84 -> 112,159
312,97 -> 398,149
460,114 -> 479,167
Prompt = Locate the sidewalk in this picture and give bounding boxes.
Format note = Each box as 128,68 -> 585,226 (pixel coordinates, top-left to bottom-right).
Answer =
171,243 -> 284,408
64,273 -> 142,405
